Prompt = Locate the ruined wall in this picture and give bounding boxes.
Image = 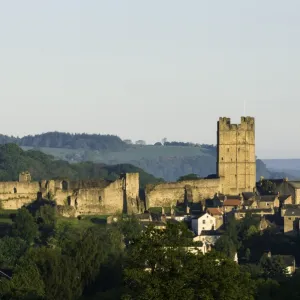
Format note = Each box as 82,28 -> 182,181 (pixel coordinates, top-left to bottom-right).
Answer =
123,173 -> 140,213
0,193 -> 38,209
74,178 -> 124,215
146,178 -> 222,208
217,116 -> 256,194
0,182 -> 40,194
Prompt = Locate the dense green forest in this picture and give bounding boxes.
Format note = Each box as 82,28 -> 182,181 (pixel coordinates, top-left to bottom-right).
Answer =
0,132 -> 294,181
0,144 -> 162,187
1,207 -> 300,299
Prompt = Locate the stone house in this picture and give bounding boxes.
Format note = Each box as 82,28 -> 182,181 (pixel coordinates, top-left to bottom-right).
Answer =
222,197 -> 242,213
206,207 -> 223,230
234,208 -> 274,219
268,179 -> 300,204
282,206 -> 300,235
256,195 -> 280,210
191,213 -> 216,236
242,199 -> 258,210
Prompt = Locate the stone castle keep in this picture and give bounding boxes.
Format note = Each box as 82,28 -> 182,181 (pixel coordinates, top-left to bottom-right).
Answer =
145,116 -> 256,208
0,117 -> 256,215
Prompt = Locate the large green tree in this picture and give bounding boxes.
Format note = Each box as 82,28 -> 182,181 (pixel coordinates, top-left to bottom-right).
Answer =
123,224 -> 255,300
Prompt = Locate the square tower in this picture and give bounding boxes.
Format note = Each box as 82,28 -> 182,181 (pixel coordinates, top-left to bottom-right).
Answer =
217,117 -> 256,194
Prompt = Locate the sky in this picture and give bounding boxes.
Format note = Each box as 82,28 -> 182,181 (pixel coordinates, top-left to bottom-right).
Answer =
0,1 -> 299,159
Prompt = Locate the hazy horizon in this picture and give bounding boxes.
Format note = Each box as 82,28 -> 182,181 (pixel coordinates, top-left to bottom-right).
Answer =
1,1 -> 299,159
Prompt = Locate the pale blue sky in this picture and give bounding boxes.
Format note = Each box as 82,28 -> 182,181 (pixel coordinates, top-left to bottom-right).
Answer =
0,1 -> 299,158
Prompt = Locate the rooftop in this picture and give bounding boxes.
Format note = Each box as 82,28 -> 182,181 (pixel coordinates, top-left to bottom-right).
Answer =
223,199 -> 241,206
284,208 -> 300,217
207,207 -> 223,216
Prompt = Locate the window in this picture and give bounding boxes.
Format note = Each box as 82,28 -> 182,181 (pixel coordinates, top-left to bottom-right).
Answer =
210,220 -> 213,224
202,220 -> 206,224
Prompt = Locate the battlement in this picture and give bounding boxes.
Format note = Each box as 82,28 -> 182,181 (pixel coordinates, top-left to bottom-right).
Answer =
218,116 -> 255,131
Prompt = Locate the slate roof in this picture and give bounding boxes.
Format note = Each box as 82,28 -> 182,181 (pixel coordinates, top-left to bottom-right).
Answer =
242,192 -> 255,200
288,181 -> 300,189
284,208 -> 300,217
256,195 -> 278,202
237,208 -> 273,214
243,199 -> 256,207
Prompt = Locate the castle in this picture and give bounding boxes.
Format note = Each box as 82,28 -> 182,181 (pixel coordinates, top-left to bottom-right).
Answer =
145,116 -> 256,208
0,116 -> 257,215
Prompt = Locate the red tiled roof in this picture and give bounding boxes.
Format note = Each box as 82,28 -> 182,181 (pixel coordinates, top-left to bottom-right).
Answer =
207,207 -> 223,216
223,199 -> 241,206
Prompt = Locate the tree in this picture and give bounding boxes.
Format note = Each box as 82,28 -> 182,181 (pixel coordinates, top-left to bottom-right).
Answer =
123,225 -> 255,300
0,236 -> 27,268
214,235 -> 237,260
177,173 -> 199,181
245,248 -> 251,262
12,208 -> 39,245
259,254 -> 288,280
135,140 -> 146,145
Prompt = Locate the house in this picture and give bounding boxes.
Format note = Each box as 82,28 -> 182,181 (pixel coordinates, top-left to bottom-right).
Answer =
206,207 -> 224,229
191,213 -> 216,235
242,199 -> 258,210
282,206 -> 300,235
256,195 -> 280,209
265,179 -> 300,204
234,208 -> 274,220
222,197 -> 242,213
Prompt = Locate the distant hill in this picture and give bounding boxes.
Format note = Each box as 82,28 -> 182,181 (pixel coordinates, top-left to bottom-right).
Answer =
0,132 -> 128,151
0,132 -> 295,182
0,144 -> 162,188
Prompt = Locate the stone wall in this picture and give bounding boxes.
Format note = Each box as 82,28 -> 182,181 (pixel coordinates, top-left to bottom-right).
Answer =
0,182 -> 40,194
123,173 -> 140,213
145,178 -> 222,208
0,172 -> 141,215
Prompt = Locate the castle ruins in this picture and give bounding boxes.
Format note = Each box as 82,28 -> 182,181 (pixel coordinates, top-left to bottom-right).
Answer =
0,116 -> 257,216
